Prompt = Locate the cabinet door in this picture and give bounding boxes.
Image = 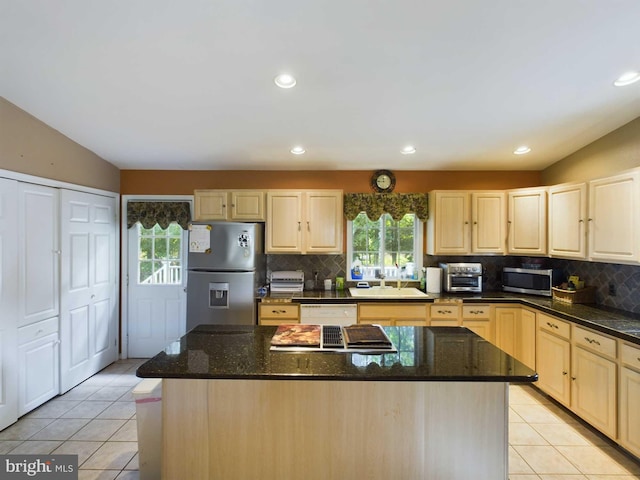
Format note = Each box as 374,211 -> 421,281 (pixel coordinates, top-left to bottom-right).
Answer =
304,191 -> 343,253
620,366 -> 640,457
230,191 -> 265,221
18,330 -> 59,416
536,329 -> 571,406
548,183 -> 587,258
266,192 -> 302,252
588,171 -> 640,263
495,307 -> 518,359
571,346 -> 617,438
471,192 -> 506,254
507,187 -> 547,255
462,320 -> 492,341
194,190 -> 228,220
0,178 -> 18,430
18,183 -> 59,327
427,191 -> 470,254
518,309 -> 536,370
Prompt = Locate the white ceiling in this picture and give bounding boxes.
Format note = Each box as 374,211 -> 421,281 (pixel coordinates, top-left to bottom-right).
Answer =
1,0 -> 639,171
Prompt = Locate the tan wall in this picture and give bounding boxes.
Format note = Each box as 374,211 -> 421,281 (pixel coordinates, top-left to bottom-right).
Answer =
541,116 -> 640,185
120,169 -> 541,195
0,97 -> 120,192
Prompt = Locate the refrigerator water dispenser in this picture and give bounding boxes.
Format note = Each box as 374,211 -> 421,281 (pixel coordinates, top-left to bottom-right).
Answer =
209,283 -> 229,308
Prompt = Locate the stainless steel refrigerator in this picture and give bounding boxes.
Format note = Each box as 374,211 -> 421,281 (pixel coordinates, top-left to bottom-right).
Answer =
186,222 -> 265,330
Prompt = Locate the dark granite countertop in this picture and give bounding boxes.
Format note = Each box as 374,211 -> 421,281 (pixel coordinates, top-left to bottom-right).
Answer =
261,290 -> 640,345
136,325 -> 537,382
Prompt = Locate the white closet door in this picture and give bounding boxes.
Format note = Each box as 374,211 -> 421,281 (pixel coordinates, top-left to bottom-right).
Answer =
0,178 -> 19,430
60,190 -> 118,393
17,183 -> 59,327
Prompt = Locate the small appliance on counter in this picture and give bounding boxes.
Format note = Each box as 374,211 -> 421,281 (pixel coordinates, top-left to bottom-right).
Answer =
440,263 -> 483,293
502,267 -> 563,297
269,271 -> 305,294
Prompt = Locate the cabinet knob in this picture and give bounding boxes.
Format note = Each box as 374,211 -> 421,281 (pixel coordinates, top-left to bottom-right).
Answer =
562,371 -> 567,375
307,221 -> 310,231
571,376 -> 577,381
297,222 -> 301,231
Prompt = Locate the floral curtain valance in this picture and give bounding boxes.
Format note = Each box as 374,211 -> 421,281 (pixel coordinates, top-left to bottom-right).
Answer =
343,193 -> 429,221
126,201 -> 192,229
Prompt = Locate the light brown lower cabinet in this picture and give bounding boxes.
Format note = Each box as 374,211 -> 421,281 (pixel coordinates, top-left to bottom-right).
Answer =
358,303 -> 428,326
495,306 -> 536,370
536,320 -> 571,407
258,304 -> 300,325
570,326 -> 617,439
619,342 -> 640,457
462,304 -> 494,342
429,303 -> 461,327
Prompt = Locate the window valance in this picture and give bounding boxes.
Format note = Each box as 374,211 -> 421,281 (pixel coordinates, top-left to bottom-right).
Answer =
343,193 -> 429,221
126,201 -> 192,229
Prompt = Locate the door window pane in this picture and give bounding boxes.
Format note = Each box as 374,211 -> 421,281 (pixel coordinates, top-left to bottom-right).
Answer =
137,223 -> 184,284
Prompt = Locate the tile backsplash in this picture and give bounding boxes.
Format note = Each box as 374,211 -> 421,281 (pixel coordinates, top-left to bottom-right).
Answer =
266,254 -> 640,314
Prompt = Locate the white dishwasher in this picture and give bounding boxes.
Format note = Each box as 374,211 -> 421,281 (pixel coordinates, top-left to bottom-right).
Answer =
300,304 -> 357,327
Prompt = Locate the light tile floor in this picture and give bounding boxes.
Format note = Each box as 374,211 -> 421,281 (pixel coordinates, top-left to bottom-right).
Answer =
0,361 -> 638,479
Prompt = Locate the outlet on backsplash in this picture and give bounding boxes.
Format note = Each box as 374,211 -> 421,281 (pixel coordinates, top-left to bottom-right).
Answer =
609,283 -> 617,296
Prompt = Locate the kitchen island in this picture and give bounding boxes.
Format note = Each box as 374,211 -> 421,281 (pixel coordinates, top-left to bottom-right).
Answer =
137,324 -> 537,480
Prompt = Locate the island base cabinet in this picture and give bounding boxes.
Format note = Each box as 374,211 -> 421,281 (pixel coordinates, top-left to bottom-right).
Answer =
162,379 -> 509,480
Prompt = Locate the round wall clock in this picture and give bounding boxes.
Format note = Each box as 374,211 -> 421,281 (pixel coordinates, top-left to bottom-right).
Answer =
371,170 -> 396,193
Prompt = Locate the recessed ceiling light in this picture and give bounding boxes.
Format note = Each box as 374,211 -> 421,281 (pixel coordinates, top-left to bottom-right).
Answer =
401,145 -> 416,155
614,71 -> 640,87
290,146 -> 305,155
274,73 -> 297,89
513,146 -> 531,155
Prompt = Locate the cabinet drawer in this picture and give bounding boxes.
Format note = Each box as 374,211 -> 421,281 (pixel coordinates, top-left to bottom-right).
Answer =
359,304 -> 427,320
538,314 -> 571,339
621,343 -> 640,370
18,317 -> 59,345
430,304 -> 460,319
462,305 -> 491,319
573,326 -> 616,359
259,304 -> 299,320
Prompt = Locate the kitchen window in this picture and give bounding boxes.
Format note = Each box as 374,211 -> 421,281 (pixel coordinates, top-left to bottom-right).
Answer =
347,212 -> 422,281
137,223 -> 184,285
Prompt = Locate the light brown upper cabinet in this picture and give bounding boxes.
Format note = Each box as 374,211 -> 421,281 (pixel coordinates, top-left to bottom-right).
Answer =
588,170 -> 640,263
194,190 -> 265,221
266,190 -> 343,254
548,182 -> 588,259
427,191 -> 506,255
507,187 -> 547,256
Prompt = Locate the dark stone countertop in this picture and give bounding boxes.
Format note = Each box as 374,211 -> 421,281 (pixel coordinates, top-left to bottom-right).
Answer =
136,324 -> 537,383
260,290 -> 640,345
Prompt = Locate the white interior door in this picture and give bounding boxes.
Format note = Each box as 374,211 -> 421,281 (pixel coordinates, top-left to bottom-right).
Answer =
127,222 -> 187,358
60,190 -> 118,393
0,178 -> 19,430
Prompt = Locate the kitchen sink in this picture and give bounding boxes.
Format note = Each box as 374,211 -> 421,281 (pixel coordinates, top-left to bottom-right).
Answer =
348,286 -> 429,298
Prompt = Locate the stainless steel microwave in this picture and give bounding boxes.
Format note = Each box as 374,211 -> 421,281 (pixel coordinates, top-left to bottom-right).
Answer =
502,267 -> 563,297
